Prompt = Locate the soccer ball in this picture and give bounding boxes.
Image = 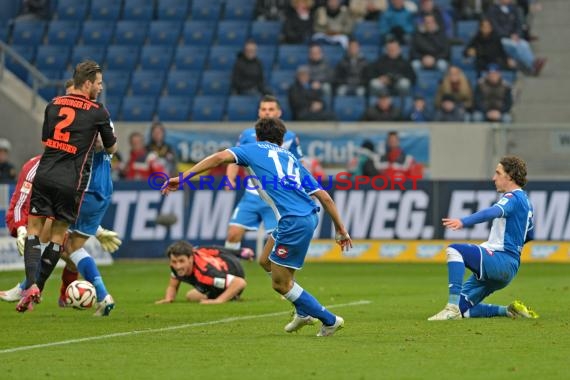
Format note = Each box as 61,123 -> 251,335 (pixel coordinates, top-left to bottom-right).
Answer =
65,280 -> 97,309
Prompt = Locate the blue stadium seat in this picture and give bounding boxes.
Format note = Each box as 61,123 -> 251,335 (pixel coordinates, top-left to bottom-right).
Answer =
6,45 -> 36,81
157,0 -> 190,20
456,20 -> 479,44
0,23 -> 8,42
500,70 -> 517,85
148,20 -> 182,45
227,95 -> 260,121
256,45 -> 277,78
223,0 -> 255,21
103,96 -> 122,119
321,45 -> 345,66
391,96 -> 414,116
182,21 -> 216,46
103,70 -> 132,97
0,0 -> 21,24
46,21 -> 81,46
27,70 -> 63,101
106,45 -> 140,70
208,46 -> 239,71
11,20 -> 46,45
121,96 -> 157,121
140,45 -> 174,70
200,70 -> 231,95
114,21 -> 149,45
250,21 -> 281,45
158,96 -> 192,121
463,69 -> 478,88
415,70 -> 442,97
71,46 -> 106,66
191,0 -> 222,21
450,45 -> 475,70
191,96 -> 226,121
277,45 -> 308,70
353,21 -> 381,46
35,46 -> 71,71
216,21 -> 250,46
166,70 -> 200,96
174,46 -> 209,70
81,21 -> 115,45
122,0 -> 154,20
90,0 -> 121,20
333,96 -> 366,121
131,70 -> 166,96
56,0 -> 89,20
269,69 -> 296,95
400,45 -> 410,60
360,45 -> 380,62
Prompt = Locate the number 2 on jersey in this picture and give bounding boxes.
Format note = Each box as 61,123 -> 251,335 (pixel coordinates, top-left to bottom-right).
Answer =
268,150 -> 301,185
54,107 -> 76,142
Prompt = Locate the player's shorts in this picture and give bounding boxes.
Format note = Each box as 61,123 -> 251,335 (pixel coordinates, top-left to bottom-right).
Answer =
229,191 -> 277,232
269,212 -> 318,270
69,192 -> 111,236
204,253 -> 245,300
29,179 -> 81,224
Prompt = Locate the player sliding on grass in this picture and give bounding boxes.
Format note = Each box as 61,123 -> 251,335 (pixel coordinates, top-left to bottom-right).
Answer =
429,156 -> 538,321
163,118 -> 352,336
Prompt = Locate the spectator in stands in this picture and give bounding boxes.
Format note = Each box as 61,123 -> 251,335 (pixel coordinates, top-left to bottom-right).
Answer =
299,99 -> 337,121
366,38 -> 416,97
408,94 -> 433,122
435,65 -> 474,112
282,0 -> 315,44
334,39 -> 368,96
312,0 -> 354,49
378,131 -> 416,177
288,65 -> 326,120
231,40 -> 269,96
307,44 -> 334,98
347,140 -> 380,176
415,0 -> 453,38
410,14 -> 450,74
303,155 -> 326,178
472,64 -> 513,123
434,94 -> 467,122
451,0 -> 493,20
15,0 -> 51,21
348,0 -> 387,22
378,0 -> 415,44
255,0 -> 288,20
486,0 -> 546,76
464,18 -> 516,75
124,132 -> 166,180
361,91 -> 401,121
147,122 -> 178,177
0,138 -> 16,183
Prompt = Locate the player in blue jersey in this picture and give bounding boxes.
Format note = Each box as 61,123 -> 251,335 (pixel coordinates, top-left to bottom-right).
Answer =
429,156 -> 538,321
163,118 -> 352,336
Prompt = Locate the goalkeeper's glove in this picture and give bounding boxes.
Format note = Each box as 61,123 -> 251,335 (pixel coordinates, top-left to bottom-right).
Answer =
16,226 -> 27,256
96,226 -> 122,253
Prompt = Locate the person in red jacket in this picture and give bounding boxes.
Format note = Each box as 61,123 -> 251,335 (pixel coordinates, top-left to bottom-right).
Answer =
123,131 -> 166,180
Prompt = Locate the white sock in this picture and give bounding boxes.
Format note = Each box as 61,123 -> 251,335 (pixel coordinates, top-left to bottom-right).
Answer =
225,241 -> 241,250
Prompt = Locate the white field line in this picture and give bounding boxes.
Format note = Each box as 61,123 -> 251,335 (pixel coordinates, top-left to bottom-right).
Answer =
0,300 -> 371,354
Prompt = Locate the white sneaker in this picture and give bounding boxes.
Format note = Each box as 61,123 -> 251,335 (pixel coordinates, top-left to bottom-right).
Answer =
0,283 -> 23,302
428,303 -> 462,321
317,316 -> 344,337
284,314 -> 316,333
93,294 -> 115,317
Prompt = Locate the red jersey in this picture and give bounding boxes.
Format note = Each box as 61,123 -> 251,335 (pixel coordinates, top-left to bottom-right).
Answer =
5,155 -> 41,237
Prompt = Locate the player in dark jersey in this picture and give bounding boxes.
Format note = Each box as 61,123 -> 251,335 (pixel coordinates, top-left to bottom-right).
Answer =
156,241 -> 247,304
17,60 -> 117,313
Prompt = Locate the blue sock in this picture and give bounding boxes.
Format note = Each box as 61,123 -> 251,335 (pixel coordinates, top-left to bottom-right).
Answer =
447,261 -> 464,305
467,303 -> 506,318
70,248 -> 108,302
284,283 -> 336,326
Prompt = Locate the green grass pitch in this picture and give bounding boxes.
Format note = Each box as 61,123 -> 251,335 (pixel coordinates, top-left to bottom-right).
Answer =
0,261 -> 568,380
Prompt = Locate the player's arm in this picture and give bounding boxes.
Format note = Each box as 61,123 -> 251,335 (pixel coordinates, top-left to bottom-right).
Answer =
200,276 -> 247,304
312,189 -> 352,251
155,277 -> 181,304
443,206 -> 503,230
97,112 -> 118,154
225,164 -> 239,189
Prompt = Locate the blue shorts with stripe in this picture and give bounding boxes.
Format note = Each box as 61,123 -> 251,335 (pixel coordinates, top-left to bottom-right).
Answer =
69,192 -> 111,236
269,212 -> 318,270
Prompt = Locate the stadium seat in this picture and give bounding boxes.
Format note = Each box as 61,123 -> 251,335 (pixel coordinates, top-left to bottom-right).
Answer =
81,21 -> 115,46
333,96 -> 366,121
71,45 -> 106,66
105,45 -> 140,71
415,70 -> 442,97
158,96 -> 192,121
121,96 -> 157,121
191,0 -> 222,21
103,96 -> 122,119
353,21 -> 381,46
148,20 -> 182,46
321,44 -> 345,66
5,45 -> 36,81
199,70 -> 231,95
114,21 -> 149,45
191,96 -> 227,121
122,0 -> 155,21
251,21 -> 282,45
223,0 -> 255,21
360,45 -> 380,62
216,21 -> 250,46
400,45 -> 410,60
35,45 -> 71,71
46,21 -> 81,46
269,69 -> 296,95
0,0 -> 21,24
131,70 -> 166,96
103,70 -> 132,97
90,0 -> 121,20
166,70 -> 200,96
456,20 -> 479,44
182,21 -> 216,46
0,23 -> 8,42
227,95 -> 260,121
157,0 -> 190,20
140,45 -> 174,70
208,46 -> 239,71
256,45 -> 277,78
276,96 -> 292,121
56,0 -> 89,21
463,69 -> 478,88
174,46 -> 209,71
391,95 -> 414,116
11,20 -> 46,46
450,45 -> 475,70
277,45 -> 308,70
500,70 -> 517,85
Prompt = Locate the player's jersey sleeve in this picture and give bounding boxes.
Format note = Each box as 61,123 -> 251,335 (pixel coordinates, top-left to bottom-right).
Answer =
6,156 -> 40,236
494,192 -> 517,217
299,165 -> 321,195
95,107 -> 117,148
290,134 -> 304,160
227,145 -> 251,167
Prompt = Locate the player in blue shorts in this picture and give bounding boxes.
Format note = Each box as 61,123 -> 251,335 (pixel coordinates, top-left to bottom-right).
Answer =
163,118 -> 352,336
429,156 -> 538,320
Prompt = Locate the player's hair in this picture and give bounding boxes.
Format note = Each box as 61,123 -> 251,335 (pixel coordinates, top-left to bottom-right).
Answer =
500,155 -> 527,187
255,118 -> 286,145
259,95 -> 281,110
73,60 -> 102,88
64,78 -> 74,90
166,241 -> 194,258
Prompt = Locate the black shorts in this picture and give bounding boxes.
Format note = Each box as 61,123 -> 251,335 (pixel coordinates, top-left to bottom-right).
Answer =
29,179 -> 82,224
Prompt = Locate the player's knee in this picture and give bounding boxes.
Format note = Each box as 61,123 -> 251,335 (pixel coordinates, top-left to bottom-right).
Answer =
446,246 -> 464,263
271,279 -> 289,295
